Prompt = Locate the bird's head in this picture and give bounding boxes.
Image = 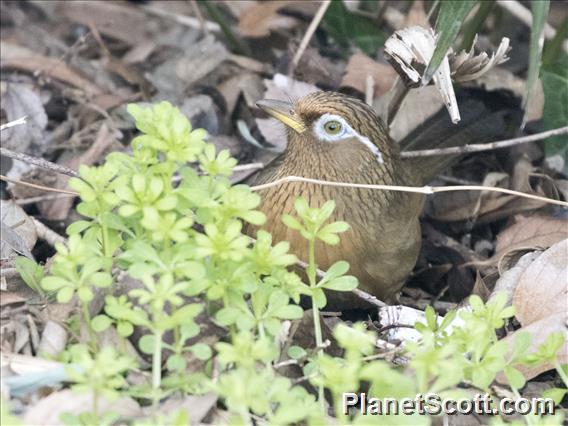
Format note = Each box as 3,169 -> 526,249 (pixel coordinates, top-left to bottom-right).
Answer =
256,91 -> 396,164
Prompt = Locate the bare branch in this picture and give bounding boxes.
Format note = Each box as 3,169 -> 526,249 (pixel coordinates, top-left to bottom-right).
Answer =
401,126 -> 568,158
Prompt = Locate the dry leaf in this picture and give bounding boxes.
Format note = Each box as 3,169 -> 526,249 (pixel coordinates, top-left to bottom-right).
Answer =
155,394 -> 217,424
0,200 -> 37,261
62,1 -> 150,45
147,35 -> 227,97
238,1 -> 297,38
494,215 -> 568,259
24,389 -> 141,425
490,251 -> 541,305
37,321 -> 68,358
512,240 -> 568,326
1,42 -> 103,96
0,82 -> 47,156
450,36 -> 510,82
384,26 -> 460,123
341,53 -> 398,99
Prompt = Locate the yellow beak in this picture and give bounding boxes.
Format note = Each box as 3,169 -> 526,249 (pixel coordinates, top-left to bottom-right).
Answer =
256,99 -> 306,134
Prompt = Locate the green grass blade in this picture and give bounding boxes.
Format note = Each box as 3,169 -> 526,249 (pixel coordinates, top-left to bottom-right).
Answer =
523,0 -> 550,126
423,0 -> 477,84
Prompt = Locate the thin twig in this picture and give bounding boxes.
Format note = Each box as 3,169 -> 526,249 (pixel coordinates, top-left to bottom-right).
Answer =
0,175 -> 79,195
233,162 -> 264,172
0,147 -> 79,177
0,116 -> 27,131
250,175 -> 568,207
188,0 -> 209,36
400,126 -> 568,158
289,0 -> 332,75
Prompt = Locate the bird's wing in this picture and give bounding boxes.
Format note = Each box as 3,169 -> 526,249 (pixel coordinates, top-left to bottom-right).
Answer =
400,88 -> 522,185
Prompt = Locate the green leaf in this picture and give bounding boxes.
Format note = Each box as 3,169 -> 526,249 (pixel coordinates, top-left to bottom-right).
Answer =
524,0 -> 551,123
511,331 -> 532,361
15,257 -> 44,295
166,354 -> 186,372
215,307 -> 240,326
287,346 -> 307,360
57,287 -> 74,303
138,335 -> 155,355
66,220 -> 92,235
541,58 -> 568,172
323,0 -> 386,56
91,315 -> 112,332
543,387 -> 568,404
324,260 -> 349,280
272,304 -> 304,320
423,0 -> 477,83
191,343 -> 212,360
321,275 -> 358,292
116,321 -> 134,337
504,366 -> 526,390
282,215 -> 303,232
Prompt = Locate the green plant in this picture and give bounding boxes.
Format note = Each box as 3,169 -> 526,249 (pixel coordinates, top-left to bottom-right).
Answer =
29,102 -> 564,426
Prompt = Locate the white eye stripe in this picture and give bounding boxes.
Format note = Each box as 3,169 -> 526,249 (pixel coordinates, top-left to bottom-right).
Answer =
313,113 -> 384,164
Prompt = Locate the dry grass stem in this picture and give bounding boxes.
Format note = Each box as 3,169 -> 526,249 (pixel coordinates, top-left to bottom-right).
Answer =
0,175 -> 79,195
0,147 -> 79,177
250,175 -> 568,207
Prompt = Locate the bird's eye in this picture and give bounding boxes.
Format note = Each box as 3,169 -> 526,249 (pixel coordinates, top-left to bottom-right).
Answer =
323,120 -> 342,135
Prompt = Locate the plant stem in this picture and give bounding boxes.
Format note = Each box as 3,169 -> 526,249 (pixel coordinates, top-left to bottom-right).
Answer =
100,223 -> 110,258
152,329 -> 163,409
82,300 -> 98,351
555,361 -> 568,389
308,238 -> 325,412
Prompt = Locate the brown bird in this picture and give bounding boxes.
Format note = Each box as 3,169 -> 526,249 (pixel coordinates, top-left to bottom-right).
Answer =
250,90 -> 516,308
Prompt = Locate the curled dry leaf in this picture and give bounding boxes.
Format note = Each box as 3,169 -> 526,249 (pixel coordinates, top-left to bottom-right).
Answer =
384,26 -> 459,123
238,1 -> 298,38
450,36 -> 511,82
493,215 -> 568,263
512,239 -> 568,326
